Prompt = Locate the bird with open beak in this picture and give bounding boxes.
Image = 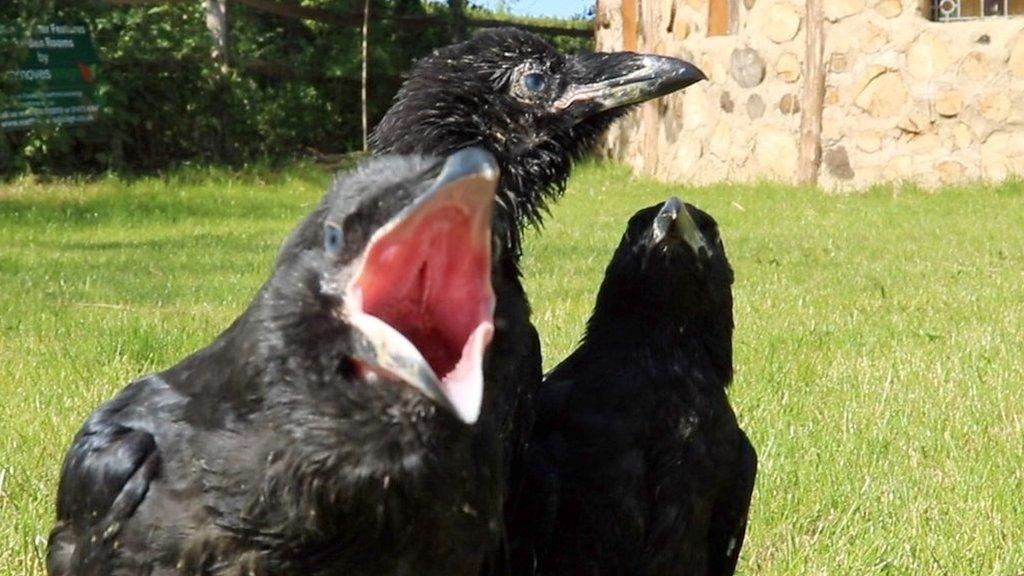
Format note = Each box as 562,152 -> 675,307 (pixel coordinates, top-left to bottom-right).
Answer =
371,29 -> 708,513
373,29 -> 706,249
47,149 -> 506,576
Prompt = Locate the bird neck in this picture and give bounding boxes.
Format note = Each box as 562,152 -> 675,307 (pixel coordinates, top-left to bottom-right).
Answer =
370,105 -> 618,257
583,305 -> 734,388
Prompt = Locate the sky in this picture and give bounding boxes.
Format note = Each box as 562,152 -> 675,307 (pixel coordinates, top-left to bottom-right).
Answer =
474,0 -> 595,19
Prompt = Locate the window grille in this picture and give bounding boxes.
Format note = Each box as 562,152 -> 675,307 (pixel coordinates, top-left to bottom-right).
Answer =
932,0 -> 1024,21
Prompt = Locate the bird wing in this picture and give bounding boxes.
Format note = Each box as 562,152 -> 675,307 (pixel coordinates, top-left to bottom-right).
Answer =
47,378 -> 166,576
640,444 -> 709,575
507,424 -> 563,574
505,365 -> 572,575
706,429 -> 757,576
641,425 -> 757,576
511,366 -> 659,576
488,269 -> 543,474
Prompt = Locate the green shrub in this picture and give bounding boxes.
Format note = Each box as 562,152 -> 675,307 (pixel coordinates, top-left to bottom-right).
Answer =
1,0 -> 593,176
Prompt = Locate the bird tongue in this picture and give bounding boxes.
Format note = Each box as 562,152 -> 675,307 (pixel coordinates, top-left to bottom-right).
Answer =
346,165 -> 496,424
356,204 -> 494,378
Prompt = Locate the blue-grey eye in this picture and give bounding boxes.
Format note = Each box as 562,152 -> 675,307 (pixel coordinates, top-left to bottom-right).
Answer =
522,72 -> 547,92
324,223 -> 343,254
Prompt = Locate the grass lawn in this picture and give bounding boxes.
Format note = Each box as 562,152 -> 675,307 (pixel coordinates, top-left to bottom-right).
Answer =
1,162 -> 1022,575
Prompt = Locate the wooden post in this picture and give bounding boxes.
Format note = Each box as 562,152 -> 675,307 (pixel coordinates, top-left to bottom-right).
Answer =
448,0 -> 467,41
708,0 -> 729,36
621,0 -> 638,51
797,0 -> 824,185
361,0 -> 370,152
204,0 -> 230,73
205,0 -> 231,160
640,0 -> 659,174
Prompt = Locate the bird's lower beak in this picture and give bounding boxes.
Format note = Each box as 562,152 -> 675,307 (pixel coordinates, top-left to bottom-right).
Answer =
652,196 -> 708,255
344,148 -> 498,425
555,53 -> 706,120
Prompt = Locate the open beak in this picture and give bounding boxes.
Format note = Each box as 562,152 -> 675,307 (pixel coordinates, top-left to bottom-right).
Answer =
651,196 -> 709,256
555,52 -> 706,121
344,148 -> 498,425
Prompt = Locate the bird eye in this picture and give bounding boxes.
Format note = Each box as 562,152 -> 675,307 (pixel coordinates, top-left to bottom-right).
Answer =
522,72 -> 547,92
324,223 -> 344,254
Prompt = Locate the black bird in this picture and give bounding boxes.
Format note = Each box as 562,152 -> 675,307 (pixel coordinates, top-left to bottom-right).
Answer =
48,149 -> 506,576
509,198 -> 757,576
371,28 -> 707,488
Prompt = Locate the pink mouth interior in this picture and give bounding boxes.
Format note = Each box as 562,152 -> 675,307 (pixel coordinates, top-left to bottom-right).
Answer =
350,204 -> 495,388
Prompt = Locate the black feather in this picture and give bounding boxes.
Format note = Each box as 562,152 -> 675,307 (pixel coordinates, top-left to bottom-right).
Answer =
370,32 -> 641,541
508,200 -> 757,576
47,155 -> 503,576
371,28 -> 627,257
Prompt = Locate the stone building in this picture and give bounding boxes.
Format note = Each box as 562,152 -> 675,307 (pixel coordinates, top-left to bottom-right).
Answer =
596,0 -> 1024,187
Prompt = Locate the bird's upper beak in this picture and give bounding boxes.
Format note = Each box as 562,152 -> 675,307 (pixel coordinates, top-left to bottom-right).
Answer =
344,148 -> 498,425
555,52 -> 706,121
651,196 -> 709,256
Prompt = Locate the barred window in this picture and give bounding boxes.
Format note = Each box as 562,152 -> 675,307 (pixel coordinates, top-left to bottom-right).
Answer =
932,0 -> 1024,20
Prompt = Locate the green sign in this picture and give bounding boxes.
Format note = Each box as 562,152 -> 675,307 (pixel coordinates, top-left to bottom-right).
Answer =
2,23 -> 104,132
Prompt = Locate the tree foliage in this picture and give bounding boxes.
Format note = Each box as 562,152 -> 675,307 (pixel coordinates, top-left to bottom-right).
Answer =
0,0 -> 593,175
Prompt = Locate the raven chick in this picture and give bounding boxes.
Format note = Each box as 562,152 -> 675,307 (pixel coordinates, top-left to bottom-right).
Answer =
372,28 -> 706,254
48,149 -> 504,576
371,28 -> 707,494
509,198 -> 757,576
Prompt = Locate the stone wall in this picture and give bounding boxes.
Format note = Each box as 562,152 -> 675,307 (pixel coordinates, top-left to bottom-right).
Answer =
596,0 -> 1024,188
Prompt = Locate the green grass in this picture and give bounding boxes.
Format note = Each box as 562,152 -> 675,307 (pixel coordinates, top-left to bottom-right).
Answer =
2,162 -> 1023,575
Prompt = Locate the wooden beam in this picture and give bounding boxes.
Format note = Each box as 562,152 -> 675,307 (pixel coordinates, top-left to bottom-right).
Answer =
361,0 -> 370,152
241,57 -> 295,77
468,18 -> 592,37
104,0 -> 191,5
102,0 -> 592,37
449,0 -> 468,41
708,0 -> 729,36
231,0 -> 364,26
797,0 -> 824,185
232,0 -> 593,36
641,0 -> 659,175
621,0 -> 638,50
